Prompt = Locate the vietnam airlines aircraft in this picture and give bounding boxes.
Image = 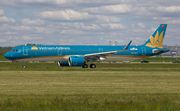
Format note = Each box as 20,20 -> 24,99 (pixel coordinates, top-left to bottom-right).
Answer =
4,24 -> 169,68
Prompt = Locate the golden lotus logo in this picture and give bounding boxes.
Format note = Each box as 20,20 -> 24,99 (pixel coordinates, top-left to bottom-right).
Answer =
146,31 -> 164,48
31,46 -> 38,50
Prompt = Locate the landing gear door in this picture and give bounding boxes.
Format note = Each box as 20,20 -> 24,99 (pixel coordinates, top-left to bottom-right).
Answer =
23,47 -> 28,56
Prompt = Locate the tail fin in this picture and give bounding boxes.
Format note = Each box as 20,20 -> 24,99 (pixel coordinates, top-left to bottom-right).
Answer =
143,24 -> 167,48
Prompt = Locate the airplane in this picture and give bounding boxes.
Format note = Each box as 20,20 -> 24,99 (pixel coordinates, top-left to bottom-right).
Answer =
4,24 -> 169,68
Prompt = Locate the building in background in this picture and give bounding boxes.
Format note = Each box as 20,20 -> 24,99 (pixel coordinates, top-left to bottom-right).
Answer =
162,45 -> 179,57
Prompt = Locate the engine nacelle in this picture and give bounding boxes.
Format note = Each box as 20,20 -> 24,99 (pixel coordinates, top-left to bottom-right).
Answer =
58,61 -> 69,66
68,56 -> 85,66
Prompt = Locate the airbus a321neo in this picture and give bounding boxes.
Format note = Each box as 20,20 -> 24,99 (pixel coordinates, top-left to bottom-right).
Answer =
4,24 -> 169,68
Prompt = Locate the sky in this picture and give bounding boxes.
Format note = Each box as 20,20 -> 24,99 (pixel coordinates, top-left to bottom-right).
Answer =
0,0 -> 180,47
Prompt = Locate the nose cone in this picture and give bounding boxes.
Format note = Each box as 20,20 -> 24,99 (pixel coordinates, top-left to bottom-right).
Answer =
4,52 -> 12,60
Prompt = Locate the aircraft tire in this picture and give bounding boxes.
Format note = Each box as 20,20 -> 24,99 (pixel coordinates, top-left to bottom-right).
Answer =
90,64 -> 96,68
22,65 -> 26,68
82,64 -> 88,68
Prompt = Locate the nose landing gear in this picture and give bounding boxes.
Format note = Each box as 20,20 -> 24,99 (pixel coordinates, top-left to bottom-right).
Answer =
22,62 -> 26,68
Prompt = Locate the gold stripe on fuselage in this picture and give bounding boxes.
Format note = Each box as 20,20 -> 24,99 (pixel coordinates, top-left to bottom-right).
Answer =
14,55 -> 149,61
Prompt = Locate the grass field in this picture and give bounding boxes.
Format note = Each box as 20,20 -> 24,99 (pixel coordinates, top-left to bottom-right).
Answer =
133,56 -> 179,62
0,54 -> 179,62
0,62 -> 180,110
0,55 -> 9,61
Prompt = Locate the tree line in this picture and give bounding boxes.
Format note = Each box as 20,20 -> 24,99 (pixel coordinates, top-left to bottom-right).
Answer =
0,47 -> 13,55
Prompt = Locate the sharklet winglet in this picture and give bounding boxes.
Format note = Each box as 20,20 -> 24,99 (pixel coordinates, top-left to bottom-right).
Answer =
117,40 -> 132,52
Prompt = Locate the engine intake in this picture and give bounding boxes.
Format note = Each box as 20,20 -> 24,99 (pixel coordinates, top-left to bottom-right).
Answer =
68,56 -> 85,66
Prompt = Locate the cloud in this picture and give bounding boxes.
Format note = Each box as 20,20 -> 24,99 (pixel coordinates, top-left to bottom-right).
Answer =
60,29 -> 84,35
79,23 -> 100,30
0,16 -> 16,23
23,35 -> 32,40
35,27 -> 56,34
152,17 -> 180,24
18,0 -> 77,5
153,17 -> 170,21
101,24 -> 125,29
34,9 -> 93,22
21,19 -> 44,25
0,31 -> 19,35
1,0 -> 180,46
138,23 -> 145,28
157,6 -> 180,13
167,20 -> 180,24
0,38 -> 6,43
34,9 -> 122,23
0,24 -> 31,31
96,15 -> 121,23
0,10 -> 4,16
1,0 -> 137,9
84,4 -> 132,14
80,0 -> 137,4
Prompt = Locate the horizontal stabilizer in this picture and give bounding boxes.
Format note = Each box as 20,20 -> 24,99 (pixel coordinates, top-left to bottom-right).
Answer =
153,49 -> 170,53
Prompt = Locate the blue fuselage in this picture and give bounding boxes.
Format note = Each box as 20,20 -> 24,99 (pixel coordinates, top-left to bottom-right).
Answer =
4,45 -> 169,62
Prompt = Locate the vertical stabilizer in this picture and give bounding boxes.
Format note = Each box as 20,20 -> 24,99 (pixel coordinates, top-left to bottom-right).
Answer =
143,24 -> 167,48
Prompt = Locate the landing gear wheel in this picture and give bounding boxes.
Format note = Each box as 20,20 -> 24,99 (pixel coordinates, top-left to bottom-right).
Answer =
82,64 -> 88,68
90,64 -> 96,68
22,62 -> 26,68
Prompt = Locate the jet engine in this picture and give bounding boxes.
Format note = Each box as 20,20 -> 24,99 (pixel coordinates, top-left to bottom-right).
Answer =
68,56 -> 85,66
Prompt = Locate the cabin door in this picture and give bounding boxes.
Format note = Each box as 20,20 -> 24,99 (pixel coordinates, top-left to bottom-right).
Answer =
23,47 -> 28,56
57,48 -> 62,55
99,48 -> 103,53
141,47 -> 146,55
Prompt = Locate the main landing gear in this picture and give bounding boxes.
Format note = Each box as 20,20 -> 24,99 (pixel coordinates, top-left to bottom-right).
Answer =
90,64 -> 96,68
82,64 -> 96,68
82,64 -> 88,68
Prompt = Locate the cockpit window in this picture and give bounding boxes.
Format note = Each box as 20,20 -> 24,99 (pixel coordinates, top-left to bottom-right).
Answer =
12,49 -> 18,52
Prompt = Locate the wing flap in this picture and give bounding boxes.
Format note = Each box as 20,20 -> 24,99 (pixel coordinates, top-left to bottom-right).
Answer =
83,40 -> 132,61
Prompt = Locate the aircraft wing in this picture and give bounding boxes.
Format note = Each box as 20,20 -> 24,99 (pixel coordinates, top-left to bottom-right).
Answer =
83,40 -> 132,61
